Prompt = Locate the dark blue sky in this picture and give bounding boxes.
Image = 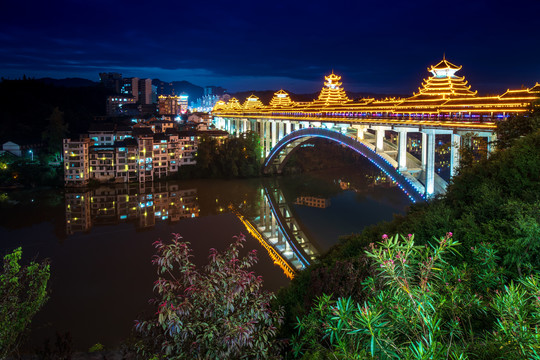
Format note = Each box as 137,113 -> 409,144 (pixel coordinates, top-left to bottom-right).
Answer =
2,0 -> 539,94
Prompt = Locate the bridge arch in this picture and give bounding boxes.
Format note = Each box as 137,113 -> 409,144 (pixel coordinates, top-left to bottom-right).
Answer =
262,127 -> 425,203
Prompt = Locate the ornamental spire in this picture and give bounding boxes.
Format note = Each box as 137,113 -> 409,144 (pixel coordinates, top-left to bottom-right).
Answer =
315,72 -> 350,105
412,58 -> 476,99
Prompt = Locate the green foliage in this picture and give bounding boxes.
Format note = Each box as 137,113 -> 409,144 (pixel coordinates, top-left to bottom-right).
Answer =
0,153 -> 63,187
42,107 -> 68,159
491,275 -> 540,358
0,247 -> 50,358
495,104 -> 540,150
135,234 -> 284,359
292,234 -> 510,359
88,342 -> 104,353
193,131 -> 262,179
456,133 -> 478,173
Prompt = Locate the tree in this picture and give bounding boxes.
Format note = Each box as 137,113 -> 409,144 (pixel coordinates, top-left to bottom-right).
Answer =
0,247 -> 50,358
495,103 -> 540,150
42,107 -> 68,162
135,234 -> 284,359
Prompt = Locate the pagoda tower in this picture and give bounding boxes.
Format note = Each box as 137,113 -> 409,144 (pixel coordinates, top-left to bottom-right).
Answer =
243,95 -> 264,110
213,100 -> 227,111
227,97 -> 242,111
270,89 -> 295,107
314,72 -> 350,105
412,58 -> 477,99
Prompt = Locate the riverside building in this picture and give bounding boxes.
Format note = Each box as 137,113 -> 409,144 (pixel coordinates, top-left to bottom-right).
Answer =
63,125 -> 199,187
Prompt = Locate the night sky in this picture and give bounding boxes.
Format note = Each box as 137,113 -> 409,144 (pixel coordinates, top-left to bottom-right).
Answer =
2,0 -> 540,95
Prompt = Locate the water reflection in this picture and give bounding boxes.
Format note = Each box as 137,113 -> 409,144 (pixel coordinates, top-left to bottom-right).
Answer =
65,183 -> 199,235
63,166 -> 411,282
64,181 -> 320,280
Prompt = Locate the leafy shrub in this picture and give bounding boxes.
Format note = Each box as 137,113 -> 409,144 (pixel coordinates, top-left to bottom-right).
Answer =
0,247 -> 50,358
135,234 -> 283,359
491,275 -> 540,358
292,233 -> 505,359
88,342 -> 104,353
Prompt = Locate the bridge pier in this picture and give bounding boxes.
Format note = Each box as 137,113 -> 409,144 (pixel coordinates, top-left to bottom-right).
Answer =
373,126 -> 392,152
423,130 -> 436,196
265,121 -> 271,156
352,125 -> 367,140
421,132 -> 427,171
450,133 -> 461,177
398,130 -> 408,171
285,121 -> 292,135
271,121 -> 277,149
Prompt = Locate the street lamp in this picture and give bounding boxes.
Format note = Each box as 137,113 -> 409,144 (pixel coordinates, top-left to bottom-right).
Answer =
28,150 -> 33,161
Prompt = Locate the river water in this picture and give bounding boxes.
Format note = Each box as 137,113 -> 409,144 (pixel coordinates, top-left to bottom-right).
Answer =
0,162 -> 411,352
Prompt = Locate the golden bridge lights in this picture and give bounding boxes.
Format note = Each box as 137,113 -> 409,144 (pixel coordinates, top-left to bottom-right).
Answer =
314,72 -> 350,105
243,94 -> 264,110
227,97 -> 242,110
213,100 -> 227,111
412,57 -> 477,99
212,58 -> 540,118
270,89 -> 296,107
429,57 -> 461,78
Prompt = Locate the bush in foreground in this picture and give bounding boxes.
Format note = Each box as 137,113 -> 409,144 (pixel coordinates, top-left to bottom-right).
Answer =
136,234 -> 283,359
292,233 -> 540,359
0,247 -> 50,358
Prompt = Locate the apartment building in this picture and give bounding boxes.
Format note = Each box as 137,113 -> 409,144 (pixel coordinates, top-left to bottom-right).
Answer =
63,137 -> 92,186
63,127 -> 199,186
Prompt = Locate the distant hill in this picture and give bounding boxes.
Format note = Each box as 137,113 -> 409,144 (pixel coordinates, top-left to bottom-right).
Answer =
37,77 -> 98,87
152,79 -> 204,101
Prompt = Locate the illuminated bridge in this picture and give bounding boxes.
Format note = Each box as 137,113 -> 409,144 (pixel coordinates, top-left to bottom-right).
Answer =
232,183 -> 321,278
213,58 -> 540,197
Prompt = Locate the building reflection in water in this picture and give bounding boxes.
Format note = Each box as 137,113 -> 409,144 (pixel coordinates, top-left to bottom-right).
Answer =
65,182 -> 199,235
294,196 -> 330,208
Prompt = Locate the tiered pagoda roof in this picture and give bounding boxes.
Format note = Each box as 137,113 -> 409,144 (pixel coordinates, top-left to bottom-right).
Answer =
243,95 -> 264,110
313,72 -> 350,105
227,97 -> 242,110
414,58 -> 477,99
270,90 -> 296,107
213,100 -> 227,111
212,59 -> 539,118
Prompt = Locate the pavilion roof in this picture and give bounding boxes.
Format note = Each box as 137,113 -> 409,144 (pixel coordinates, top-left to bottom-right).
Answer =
243,95 -> 264,109
313,72 -> 351,105
428,58 -> 462,71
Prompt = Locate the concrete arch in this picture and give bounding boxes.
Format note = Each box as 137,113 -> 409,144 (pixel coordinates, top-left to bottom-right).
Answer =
262,127 -> 425,203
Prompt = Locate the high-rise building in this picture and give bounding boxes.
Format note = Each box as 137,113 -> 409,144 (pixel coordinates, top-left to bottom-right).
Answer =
158,95 -> 181,116
121,77 -> 139,102
179,93 -> 189,114
106,96 -> 136,116
138,78 -> 153,105
99,72 -> 122,93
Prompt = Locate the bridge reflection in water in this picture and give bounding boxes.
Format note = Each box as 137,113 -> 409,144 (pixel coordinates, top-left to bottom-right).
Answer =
232,185 -> 321,279
65,174 -> 409,280
64,180 -> 325,279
